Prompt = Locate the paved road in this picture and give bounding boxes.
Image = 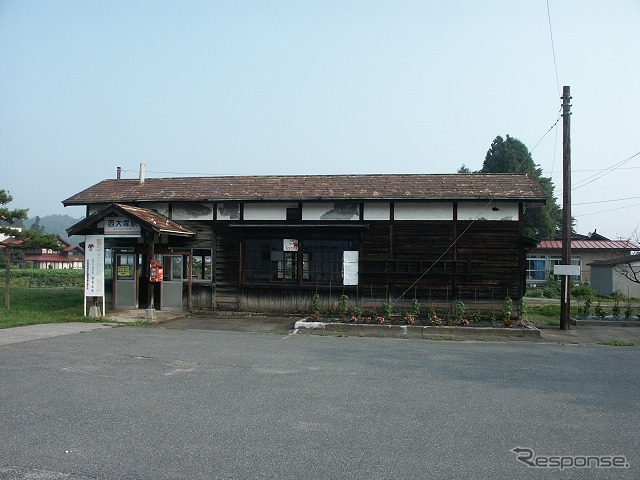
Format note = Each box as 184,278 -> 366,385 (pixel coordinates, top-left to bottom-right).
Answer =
0,325 -> 638,479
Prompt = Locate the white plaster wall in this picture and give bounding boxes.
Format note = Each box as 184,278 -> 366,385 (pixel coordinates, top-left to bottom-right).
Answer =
613,262 -> 640,298
363,202 -> 391,220
302,202 -> 359,221
394,202 -> 453,220
88,204 -> 108,216
243,203 -> 297,221
173,203 -> 214,220
146,203 -> 170,217
457,202 -> 519,221
217,203 -> 240,220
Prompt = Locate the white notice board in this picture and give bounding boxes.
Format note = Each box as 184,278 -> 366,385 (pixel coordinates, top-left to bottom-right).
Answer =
84,235 -> 105,316
343,251 -> 359,286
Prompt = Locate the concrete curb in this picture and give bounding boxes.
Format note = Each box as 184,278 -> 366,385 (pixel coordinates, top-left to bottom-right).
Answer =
574,319 -> 640,327
294,319 -> 540,340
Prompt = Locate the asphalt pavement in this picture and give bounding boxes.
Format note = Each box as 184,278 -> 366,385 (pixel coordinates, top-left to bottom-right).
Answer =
1,324 -> 638,479
1,314 -> 640,346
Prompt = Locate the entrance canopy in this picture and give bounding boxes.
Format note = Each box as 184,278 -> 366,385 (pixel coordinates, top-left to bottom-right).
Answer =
67,203 -> 195,238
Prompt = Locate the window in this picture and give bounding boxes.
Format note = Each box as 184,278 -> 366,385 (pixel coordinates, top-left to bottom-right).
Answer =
302,239 -> 358,285
244,239 -> 298,283
191,249 -> 212,281
527,255 -> 546,282
526,254 -> 581,284
243,238 -> 358,285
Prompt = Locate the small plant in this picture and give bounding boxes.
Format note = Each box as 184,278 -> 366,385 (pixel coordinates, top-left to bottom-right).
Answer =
594,301 -> 606,319
430,314 -> 442,326
311,293 -> 321,320
490,310 -> 497,327
382,301 -> 393,321
410,298 -> 421,318
337,294 -> 349,320
582,297 -> 593,318
426,303 -> 436,325
445,310 -> 453,326
518,297 -> 527,322
542,274 -> 561,298
502,296 -> 513,327
326,301 -> 336,318
611,290 -> 623,318
352,306 -> 362,322
455,301 -> 465,325
599,340 -> 637,347
625,306 -> 633,319
472,310 -> 481,323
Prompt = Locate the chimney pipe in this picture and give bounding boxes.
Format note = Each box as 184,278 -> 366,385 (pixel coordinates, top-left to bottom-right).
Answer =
117,166 -> 122,179
139,163 -> 146,185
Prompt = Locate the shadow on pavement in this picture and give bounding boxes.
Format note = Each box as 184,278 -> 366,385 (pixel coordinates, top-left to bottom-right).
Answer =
155,314 -> 299,334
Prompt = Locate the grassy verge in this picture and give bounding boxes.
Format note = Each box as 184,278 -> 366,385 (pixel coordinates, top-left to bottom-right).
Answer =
0,287 -> 102,329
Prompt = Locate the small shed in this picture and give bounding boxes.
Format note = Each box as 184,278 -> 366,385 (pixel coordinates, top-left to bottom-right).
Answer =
590,255 -> 640,298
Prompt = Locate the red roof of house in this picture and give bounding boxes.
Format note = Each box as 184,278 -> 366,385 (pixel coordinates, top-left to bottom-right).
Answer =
24,254 -> 83,262
536,240 -> 639,250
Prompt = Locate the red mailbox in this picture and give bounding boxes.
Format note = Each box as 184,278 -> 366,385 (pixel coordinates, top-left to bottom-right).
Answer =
149,260 -> 164,282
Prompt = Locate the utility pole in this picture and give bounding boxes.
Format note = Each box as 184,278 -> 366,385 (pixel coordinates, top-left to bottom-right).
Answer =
560,86 -> 572,330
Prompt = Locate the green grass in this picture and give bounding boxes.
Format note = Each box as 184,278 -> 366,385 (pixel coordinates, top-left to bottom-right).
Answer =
599,340 -> 637,347
0,287 -> 102,329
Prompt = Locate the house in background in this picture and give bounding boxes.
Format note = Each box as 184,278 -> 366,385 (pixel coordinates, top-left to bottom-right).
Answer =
526,230 -> 639,287
23,237 -> 84,269
63,170 -> 546,314
590,254 -> 640,298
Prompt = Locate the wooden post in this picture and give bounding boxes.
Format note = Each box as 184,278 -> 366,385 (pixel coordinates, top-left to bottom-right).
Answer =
560,86 -> 572,330
146,235 -> 155,320
4,246 -> 10,309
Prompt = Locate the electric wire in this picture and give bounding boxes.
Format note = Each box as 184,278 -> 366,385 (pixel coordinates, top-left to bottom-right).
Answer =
572,151 -> 640,191
546,0 -> 562,97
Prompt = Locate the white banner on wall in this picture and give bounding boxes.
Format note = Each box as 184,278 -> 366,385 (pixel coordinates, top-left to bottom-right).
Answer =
84,235 -> 105,316
343,251 -> 359,286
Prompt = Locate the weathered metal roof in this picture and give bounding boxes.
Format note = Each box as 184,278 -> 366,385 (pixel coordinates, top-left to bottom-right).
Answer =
62,173 -> 547,205
67,203 -> 195,237
590,254 -> 640,266
537,240 -> 640,250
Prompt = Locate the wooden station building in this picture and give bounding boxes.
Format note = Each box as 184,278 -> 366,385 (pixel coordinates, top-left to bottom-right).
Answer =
64,172 -> 546,314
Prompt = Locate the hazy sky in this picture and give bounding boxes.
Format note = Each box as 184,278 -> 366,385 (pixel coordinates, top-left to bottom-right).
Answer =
1,0 -> 639,240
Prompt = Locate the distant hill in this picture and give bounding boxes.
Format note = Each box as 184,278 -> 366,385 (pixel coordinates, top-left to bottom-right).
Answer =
26,214 -> 84,243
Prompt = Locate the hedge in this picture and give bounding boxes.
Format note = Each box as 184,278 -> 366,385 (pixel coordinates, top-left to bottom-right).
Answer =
0,268 -> 84,288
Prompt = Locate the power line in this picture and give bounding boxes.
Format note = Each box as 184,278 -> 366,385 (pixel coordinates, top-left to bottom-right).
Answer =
529,108 -> 562,154
572,150 -> 640,191
574,195 -> 640,206
546,0 -> 561,97
547,165 -> 640,175
575,201 -> 640,218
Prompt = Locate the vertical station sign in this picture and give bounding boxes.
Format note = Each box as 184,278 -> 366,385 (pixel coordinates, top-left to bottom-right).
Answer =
84,234 -> 105,316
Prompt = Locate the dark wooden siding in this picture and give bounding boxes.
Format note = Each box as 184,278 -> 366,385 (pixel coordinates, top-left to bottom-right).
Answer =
205,219 -> 526,312
359,221 -> 521,305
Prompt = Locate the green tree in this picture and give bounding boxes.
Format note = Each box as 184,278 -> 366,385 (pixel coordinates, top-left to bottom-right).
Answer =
457,164 -> 471,173
481,135 -> 561,239
1,190 -> 59,309
29,215 -> 46,233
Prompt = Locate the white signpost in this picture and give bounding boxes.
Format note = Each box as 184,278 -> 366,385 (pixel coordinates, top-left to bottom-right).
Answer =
84,234 -> 105,316
554,264 -> 580,305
